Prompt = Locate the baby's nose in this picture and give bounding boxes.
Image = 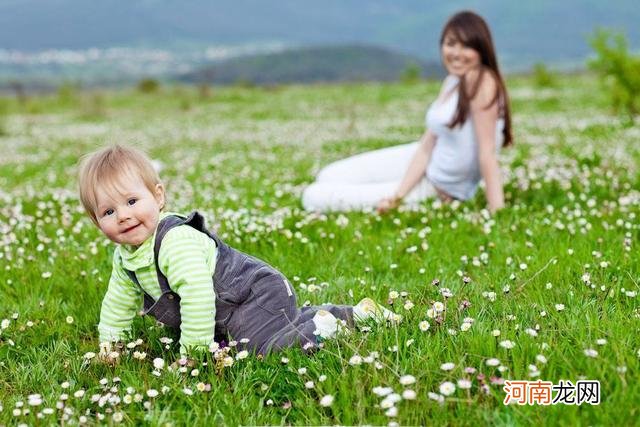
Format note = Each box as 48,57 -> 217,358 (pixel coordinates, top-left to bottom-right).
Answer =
118,207 -> 132,222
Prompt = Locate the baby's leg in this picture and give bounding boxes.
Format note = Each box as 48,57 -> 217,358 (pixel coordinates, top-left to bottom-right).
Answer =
222,272 -> 343,354
225,273 -> 300,353
262,304 -> 355,354
300,305 -> 354,327
263,307 -> 349,353
261,317 -> 319,354
315,142 -> 419,184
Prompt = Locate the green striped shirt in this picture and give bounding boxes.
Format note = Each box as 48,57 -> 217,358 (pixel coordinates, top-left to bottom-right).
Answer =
98,212 -> 217,355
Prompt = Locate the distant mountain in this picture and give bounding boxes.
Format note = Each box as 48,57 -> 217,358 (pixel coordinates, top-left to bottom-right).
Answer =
1,0 -> 639,89
178,45 -> 444,85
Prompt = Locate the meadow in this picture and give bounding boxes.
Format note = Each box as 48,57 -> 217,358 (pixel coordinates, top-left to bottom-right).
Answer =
0,74 -> 638,426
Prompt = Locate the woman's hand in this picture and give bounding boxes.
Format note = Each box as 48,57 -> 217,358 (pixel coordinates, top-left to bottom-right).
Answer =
382,130 -> 437,214
376,196 -> 402,214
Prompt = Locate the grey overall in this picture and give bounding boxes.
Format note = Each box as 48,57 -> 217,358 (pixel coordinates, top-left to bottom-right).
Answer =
125,212 -> 354,355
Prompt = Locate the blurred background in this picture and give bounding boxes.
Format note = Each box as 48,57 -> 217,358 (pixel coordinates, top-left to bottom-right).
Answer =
1,0 -> 638,91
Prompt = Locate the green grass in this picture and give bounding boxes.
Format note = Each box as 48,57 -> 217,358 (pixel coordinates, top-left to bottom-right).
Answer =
0,74 -> 638,425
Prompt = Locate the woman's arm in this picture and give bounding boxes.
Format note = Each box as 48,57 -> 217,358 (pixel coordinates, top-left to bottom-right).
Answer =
377,130 -> 437,212
469,71 -> 505,213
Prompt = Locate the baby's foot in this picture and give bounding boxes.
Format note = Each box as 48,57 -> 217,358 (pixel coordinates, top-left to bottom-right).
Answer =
312,309 -> 338,339
354,298 -> 402,325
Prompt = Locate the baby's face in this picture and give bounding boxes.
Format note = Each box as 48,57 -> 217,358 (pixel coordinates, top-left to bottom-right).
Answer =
94,174 -> 164,247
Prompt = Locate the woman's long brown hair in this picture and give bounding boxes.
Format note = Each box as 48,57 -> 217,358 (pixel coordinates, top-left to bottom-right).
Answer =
440,11 -> 513,147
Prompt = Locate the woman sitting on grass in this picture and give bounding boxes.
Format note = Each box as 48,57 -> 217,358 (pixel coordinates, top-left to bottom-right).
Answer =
78,145 -> 399,360
302,10 -> 512,214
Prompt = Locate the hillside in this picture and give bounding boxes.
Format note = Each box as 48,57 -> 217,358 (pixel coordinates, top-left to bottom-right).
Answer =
178,45 -> 444,85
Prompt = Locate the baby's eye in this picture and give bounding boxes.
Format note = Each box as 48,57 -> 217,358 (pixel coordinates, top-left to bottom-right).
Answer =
128,198 -> 137,206
103,208 -> 114,217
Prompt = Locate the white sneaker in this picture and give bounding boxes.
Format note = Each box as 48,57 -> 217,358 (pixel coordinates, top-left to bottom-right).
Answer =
312,309 -> 338,339
353,298 -> 402,325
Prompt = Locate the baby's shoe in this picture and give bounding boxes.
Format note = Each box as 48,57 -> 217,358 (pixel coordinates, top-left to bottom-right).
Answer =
354,298 -> 402,325
312,309 -> 338,340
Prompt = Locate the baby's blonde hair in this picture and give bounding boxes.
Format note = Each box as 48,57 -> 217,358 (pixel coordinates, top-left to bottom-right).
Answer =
78,145 -> 162,225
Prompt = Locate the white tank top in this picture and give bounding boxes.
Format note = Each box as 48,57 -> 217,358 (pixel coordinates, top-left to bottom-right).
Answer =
425,75 -> 505,200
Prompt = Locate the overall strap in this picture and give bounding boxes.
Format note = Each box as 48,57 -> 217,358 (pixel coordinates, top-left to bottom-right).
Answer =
152,211 -> 219,293
124,269 -> 157,309
153,214 -> 188,293
179,211 -> 224,248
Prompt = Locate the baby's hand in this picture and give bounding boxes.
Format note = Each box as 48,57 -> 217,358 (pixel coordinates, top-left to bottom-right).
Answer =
170,357 -> 197,371
98,341 -> 123,366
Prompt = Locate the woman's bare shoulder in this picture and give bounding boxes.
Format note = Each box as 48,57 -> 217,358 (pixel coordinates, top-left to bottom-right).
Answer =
465,67 -> 499,108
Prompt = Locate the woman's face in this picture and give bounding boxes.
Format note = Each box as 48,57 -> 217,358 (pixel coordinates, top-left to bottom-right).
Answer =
441,30 -> 481,77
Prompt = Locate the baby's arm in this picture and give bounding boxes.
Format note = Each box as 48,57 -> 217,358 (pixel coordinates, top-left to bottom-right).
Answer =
159,226 -> 216,356
98,254 -> 141,345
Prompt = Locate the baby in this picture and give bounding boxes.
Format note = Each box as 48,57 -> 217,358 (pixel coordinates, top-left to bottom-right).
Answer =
78,145 -> 399,357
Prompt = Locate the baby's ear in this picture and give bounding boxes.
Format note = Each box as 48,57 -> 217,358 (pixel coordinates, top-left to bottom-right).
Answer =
155,183 -> 166,209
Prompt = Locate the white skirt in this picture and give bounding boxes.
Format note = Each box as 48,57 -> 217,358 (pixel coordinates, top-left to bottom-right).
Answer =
302,142 -> 436,212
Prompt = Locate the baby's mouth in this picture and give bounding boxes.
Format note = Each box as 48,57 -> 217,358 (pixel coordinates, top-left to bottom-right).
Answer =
123,224 -> 141,233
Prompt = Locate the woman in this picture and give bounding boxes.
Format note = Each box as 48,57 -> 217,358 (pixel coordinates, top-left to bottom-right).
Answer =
302,11 -> 512,214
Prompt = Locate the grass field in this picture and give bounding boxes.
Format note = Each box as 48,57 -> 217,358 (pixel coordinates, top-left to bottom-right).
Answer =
0,74 -> 638,426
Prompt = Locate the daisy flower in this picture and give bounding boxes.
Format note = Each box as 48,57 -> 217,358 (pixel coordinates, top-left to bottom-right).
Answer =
399,375 -> 416,386
319,395 -> 334,407
499,340 -> 515,349
440,362 -> 455,371
428,392 -> 444,403
373,386 -> 393,397
486,358 -> 500,367
349,355 -> 363,366
439,382 -> 456,396
152,358 -> 164,370
584,349 -> 598,358
457,379 -> 472,389
402,389 -> 417,400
